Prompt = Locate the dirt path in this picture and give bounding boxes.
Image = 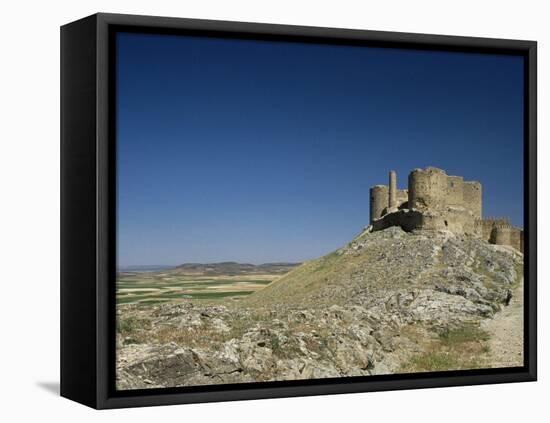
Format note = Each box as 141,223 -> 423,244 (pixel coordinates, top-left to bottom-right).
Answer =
480,279 -> 524,368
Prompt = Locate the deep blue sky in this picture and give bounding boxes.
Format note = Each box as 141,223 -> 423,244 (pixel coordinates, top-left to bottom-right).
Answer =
116,32 -> 524,267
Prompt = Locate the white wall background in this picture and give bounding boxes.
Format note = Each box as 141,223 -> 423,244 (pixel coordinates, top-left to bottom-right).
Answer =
0,0 -> 546,420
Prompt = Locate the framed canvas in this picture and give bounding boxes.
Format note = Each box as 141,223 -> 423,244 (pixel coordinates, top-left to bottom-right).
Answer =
60,13 -> 537,409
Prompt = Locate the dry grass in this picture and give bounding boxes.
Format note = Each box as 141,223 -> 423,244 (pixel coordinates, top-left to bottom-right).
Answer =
398,323 -> 491,373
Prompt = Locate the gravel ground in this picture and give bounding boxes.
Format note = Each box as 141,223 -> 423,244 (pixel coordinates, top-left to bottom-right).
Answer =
481,278 -> 524,368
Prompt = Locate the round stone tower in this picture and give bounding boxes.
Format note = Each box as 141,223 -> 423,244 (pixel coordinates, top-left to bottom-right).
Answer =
408,167 -> 448,210
370,185 -> 389,224
491,225 -> 513,246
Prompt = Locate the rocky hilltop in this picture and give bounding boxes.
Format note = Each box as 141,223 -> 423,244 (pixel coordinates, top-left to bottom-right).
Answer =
116,227 -> 523,390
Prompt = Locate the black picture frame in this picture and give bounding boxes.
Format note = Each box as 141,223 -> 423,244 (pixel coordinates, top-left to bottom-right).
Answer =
60,12 -> 537,409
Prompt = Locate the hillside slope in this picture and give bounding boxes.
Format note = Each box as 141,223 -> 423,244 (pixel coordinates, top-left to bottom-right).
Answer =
246,227 -> 522,324
116,227 -> 523,389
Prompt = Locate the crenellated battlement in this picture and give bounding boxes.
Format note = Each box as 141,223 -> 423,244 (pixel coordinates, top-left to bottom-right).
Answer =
482,217 -> 511,227
493,222 -> 513,230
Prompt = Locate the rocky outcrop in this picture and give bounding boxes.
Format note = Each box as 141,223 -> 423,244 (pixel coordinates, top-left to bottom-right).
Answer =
116,227 -> 523,389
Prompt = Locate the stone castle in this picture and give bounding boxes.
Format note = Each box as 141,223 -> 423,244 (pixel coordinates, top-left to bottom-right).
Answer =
369,167 -> 523,252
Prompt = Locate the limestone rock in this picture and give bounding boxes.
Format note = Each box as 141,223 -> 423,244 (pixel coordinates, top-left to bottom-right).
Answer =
116,227 -> 523,389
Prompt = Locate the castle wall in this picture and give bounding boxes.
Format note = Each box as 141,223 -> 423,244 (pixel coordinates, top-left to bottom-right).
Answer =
396,189 -> 408,209
371,209 -> 423,232
408,167 -> 448,210
370,185 -> 388,224
438,209 -> 477,234
372,207 -> 477,234
510,229 -> 522,252
480,220 -> 494,241
463,181 -> 482,218
446,176 -> 464,207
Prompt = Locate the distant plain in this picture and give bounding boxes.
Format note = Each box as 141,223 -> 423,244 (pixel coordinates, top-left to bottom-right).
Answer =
116,262 -> 299,305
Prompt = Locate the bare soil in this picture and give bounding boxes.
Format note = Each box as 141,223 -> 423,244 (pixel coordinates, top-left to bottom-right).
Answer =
481,278 -> 524,368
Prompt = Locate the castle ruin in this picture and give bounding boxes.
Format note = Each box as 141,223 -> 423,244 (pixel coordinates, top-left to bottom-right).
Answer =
369,167 -> 523,252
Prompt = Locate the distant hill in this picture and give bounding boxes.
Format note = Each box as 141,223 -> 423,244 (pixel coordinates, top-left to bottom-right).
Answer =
117,264 -> 175,273
170,262 -> 300,276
